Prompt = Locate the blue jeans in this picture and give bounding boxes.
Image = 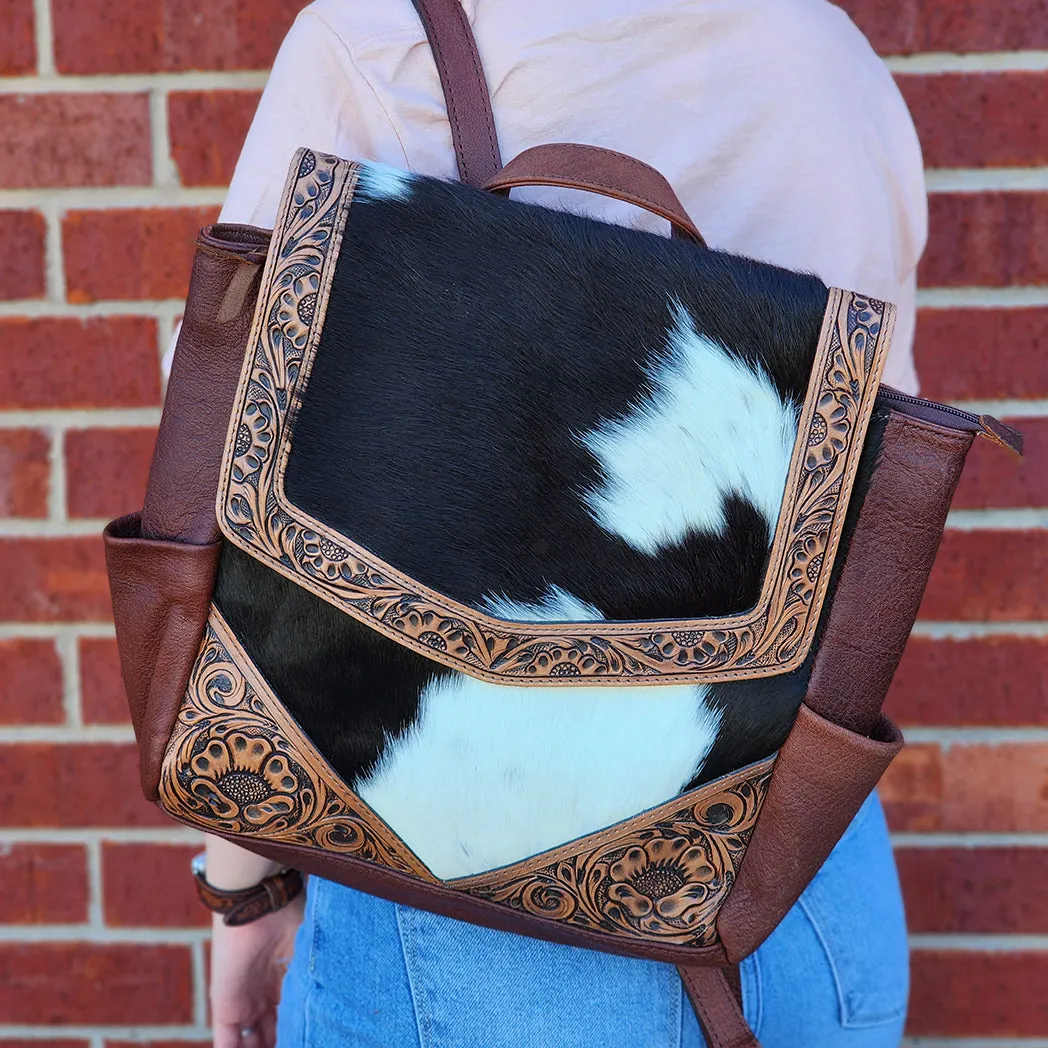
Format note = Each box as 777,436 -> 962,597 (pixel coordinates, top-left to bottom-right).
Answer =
276,793 -> 907,1047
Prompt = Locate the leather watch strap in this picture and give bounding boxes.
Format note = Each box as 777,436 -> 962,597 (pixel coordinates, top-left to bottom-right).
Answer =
193,862 -> 304,927
410,0 -> 501,185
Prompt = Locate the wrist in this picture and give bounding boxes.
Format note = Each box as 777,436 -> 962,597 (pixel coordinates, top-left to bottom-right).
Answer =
192,851 -> 303,926
204,834 -> 283,891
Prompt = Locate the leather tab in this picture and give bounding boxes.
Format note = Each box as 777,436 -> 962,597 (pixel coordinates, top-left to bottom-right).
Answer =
679,964 -> 760,1048
484,143 -> 706,245
978,414 -> 1024,456
411,0 -> 501,185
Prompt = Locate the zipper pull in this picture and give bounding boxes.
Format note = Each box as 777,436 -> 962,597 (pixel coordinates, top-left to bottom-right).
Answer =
977,415 -> 1024,456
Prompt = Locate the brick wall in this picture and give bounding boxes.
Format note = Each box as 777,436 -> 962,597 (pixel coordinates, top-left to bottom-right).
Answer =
0,0 -> 1044,1044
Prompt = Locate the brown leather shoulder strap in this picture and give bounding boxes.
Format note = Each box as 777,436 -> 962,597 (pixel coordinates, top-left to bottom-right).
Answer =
679,964 -> 760,1048
411,0 -> 501,185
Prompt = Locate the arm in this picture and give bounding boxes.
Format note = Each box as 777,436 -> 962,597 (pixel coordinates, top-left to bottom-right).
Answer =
196,10 -> 399,1045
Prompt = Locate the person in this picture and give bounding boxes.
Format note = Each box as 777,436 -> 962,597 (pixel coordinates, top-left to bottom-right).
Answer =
195,1 -> 926,1045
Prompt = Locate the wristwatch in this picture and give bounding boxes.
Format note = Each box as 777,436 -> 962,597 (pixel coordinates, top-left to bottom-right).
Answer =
191,852 -> 304,926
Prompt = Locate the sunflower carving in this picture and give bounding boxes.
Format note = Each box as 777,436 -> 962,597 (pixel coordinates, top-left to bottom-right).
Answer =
188,732 -> 300,826
606,837 -> 718,925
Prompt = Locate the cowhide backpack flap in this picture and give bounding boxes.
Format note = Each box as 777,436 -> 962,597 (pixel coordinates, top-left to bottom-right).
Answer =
101,2 -> 1023,1045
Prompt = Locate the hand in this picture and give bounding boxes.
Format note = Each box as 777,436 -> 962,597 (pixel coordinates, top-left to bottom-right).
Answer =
210,890 -> 306,1048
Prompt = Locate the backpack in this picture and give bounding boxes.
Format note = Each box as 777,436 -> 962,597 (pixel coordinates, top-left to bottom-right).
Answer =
102,2 -> 1022,1043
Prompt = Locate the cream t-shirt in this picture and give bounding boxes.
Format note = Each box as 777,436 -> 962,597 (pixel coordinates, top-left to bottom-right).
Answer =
218,0 -> 926,391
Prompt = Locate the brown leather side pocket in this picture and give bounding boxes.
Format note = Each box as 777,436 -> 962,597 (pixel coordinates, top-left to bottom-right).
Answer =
715,704 -> 903,964
103,512 -> 220,799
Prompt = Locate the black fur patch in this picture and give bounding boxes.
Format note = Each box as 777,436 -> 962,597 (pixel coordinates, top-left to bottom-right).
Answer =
284,172 -> 828,619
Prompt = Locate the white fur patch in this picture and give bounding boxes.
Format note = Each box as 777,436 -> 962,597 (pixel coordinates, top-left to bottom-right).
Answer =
481,585 -> 602,623
357,674 -> 721,880
580,301 -> 798,554
355,161 -> 414,202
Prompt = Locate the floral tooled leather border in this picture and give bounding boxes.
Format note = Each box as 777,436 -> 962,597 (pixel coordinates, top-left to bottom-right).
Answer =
216,147 -> 895,685
160,606 -> 774,947
159,608 -> 436,880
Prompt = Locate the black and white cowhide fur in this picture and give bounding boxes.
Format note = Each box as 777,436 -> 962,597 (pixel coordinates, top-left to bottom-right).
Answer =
215,161 -> 879,880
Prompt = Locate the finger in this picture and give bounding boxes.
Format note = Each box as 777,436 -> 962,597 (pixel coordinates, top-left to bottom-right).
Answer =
239,1022 -> 268,1048
260,1010 -> 279,1048
213,1022 -> 243,1048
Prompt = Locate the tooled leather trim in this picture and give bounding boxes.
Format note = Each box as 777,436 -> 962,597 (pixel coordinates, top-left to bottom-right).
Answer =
159,607 -> 436,881
161,605 -> 774,949
216,147 -> 895,686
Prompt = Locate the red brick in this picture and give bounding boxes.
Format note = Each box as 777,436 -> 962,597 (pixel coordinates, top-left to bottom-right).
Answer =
0,0 -> 35,74
80,637 -> 130,725
0,1042 -> 90,1048
954,417 -> 1048,509
835,0 -> 1048,54
0,743 -> 171,827
916,308 -> 1048,401
103,843 -> 208,927
887,636 -> 1048,726
920,193 -> 1048,288
169,90 -> 261,186
897,847 -> 1048,934
0,843 -> 88,923
0,429 -> 50,517
919,530 -> 1048,621
0,942 -> 192,1023
0,317 -> 160,409
899,73 -> 1048,168
0,638 -> 64,725
53,0 -> 305,74
65,427 -> 156,519
882,742 -> 1048,833
909,951 -> 1048,1037
63,207 -> 218,302
0,94 -> 151,190
0,538 -> 112,622
0,210 -> 45,299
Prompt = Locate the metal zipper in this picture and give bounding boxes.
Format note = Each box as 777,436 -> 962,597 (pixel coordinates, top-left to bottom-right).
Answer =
876,385 -> 1023,454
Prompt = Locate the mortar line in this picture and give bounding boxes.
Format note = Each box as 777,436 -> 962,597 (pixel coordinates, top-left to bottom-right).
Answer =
41,199 -> 66,304
891,832 -> 1048,847
0,186 -> 227,208
0,622 -> 116,639
0,1025 -> 210,1040
910,933 -> 1048,950
150,86 -> 180,189
917,287 -> 1048,308
0,827 -> 202,844
902,727 -> 1048,745
85,838 -> 104,928
910,622 -> 1048,639
885,50 -> 1048,72
49,421 -> 67,523
0,299 -> 182,319
0,725 -> 136,743
945,509 -> 1048,530
55,627 -> 81,727
0,924 -> 210,943
0,518 -> 128,537
926,167 -> 1048,192
0,70 -> 269,92
0,408 -> 162,428
31,0 -> 55,76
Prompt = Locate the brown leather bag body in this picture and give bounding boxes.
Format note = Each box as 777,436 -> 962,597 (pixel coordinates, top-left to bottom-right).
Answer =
102,3 -> 1022,1044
